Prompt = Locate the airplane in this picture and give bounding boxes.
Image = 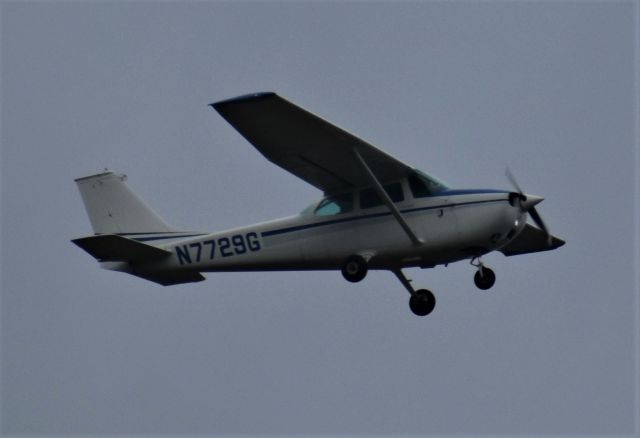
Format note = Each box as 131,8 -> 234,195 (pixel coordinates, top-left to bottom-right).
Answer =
72,92 -> 565,316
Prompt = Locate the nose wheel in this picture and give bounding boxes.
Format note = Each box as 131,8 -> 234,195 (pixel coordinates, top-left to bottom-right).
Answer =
474,268 -> 496,290
471,258 -> 496,290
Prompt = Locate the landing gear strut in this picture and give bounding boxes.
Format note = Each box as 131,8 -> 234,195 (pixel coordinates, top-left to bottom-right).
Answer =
471,257 -> 496,290
393,269 -> 436,316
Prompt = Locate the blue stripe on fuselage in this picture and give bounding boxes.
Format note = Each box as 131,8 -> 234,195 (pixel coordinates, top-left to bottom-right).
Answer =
438,189 -> 509,196
261,195 -> 507,238
115,232 -> 207,242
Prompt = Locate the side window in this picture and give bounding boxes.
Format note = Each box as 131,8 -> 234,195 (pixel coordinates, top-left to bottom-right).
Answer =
314,193 -> 353,216
359,183 -> 404,209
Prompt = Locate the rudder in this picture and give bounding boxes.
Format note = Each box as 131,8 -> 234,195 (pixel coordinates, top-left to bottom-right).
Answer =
75,171 -> 175,234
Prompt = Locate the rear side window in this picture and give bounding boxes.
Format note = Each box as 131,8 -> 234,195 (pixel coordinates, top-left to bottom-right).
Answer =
360,183 -> 404,209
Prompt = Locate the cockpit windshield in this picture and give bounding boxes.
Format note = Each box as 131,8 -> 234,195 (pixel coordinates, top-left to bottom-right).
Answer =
408,170 -> 449,197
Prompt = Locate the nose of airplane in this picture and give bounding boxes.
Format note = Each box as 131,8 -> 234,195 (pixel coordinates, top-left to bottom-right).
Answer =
521,194 -> 544,211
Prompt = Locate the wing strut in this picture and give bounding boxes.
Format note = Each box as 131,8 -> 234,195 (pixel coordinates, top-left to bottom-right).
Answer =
352,147 -> 423,247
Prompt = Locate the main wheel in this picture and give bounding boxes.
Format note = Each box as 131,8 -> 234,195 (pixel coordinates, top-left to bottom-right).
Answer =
409,289 -> 436,316
474,267 -> 496,290
341,255 -> 368,283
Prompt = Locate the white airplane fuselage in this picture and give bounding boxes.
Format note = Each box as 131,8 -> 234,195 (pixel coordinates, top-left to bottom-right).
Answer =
110,189 -> 526,279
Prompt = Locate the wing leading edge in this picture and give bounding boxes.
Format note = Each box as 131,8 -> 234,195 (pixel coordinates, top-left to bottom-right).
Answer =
211,92 -> 413,193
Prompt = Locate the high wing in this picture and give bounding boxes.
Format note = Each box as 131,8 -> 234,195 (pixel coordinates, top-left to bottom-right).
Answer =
499,224 -> 565,256
211,92 -> 413,193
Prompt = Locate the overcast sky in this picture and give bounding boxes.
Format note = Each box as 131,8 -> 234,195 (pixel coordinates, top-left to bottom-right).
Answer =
1,1 -> 637,436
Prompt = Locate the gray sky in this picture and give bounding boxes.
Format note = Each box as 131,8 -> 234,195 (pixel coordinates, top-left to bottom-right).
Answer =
1,1 -> 637,436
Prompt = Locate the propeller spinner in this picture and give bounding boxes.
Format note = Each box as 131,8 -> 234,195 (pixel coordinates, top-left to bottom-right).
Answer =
506,168 -> 552,245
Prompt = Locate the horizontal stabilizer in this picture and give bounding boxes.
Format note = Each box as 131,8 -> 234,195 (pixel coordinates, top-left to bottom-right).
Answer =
72,234 -> 171,262
499,224 -> 565,256
133,270 -> 206,286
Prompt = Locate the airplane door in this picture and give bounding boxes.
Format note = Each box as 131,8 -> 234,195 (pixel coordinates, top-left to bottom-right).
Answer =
300,193 -> 358,265
418,197 -> 460,247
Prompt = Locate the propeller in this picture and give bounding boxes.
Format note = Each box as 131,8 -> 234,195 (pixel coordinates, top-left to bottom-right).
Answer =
505,168 -> 552,245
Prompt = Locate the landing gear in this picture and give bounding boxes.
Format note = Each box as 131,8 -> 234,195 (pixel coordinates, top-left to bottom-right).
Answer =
474,268 -> 496,290
470,257 -> 496,290
409,289 -> 436,316
393,269 -> 436,316
341,255 -> 368,283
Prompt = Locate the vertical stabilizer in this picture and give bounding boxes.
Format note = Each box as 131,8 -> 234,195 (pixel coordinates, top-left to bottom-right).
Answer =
75,171 -> 175,234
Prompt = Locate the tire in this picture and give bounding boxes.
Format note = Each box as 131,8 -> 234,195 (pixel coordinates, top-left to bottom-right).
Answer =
341,255 -> 368,283
474,267 -> 496,290
409,289 -> 436,316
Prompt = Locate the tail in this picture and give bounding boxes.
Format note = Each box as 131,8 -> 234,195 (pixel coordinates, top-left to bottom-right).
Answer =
75,171 -> 175,234
73,171 -> 206,286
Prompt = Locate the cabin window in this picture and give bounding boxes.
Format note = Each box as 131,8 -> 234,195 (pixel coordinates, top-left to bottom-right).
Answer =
359,183 -> 404,209
314,193 -> 353,216
409,171 -> 448,198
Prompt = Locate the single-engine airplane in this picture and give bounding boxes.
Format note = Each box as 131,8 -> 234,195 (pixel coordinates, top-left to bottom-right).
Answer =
73,92 -> 564,316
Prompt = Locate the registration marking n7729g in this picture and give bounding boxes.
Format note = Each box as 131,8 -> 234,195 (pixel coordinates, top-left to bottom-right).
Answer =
175,232 -> 261,265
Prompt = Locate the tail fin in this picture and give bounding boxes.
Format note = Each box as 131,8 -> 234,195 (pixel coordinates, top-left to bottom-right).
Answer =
75,171 -> 176,234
